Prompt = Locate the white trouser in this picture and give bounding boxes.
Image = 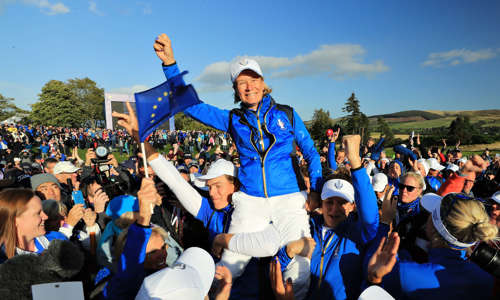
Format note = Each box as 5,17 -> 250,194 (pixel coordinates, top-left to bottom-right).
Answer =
219,191 -> 311,300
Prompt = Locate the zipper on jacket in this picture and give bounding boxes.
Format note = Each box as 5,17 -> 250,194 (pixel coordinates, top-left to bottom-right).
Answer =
255,103 -> 270,198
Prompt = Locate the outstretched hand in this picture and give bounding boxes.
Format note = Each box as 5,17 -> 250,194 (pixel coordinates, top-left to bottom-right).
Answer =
367,232 -> 400,284
112,102 -> 140,143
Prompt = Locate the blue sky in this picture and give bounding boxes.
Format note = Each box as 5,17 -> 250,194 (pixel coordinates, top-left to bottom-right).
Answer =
1,0 -> 499,121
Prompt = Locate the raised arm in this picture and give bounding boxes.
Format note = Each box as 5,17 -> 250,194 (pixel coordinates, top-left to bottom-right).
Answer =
112,102 -> 203,217
344,135 -> 379,243
293,110 -> 322,192
149,155 -> 203,216
155,33 -> 230,132
327,128 -> 340,171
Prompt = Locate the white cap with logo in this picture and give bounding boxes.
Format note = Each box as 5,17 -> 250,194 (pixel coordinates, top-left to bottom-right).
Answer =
136,247 -> 215,300
230,58 -> 263,83
321,179 -> 355,203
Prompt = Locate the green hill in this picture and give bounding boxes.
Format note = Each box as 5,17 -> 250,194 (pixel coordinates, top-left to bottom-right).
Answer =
368,109 -> 500,131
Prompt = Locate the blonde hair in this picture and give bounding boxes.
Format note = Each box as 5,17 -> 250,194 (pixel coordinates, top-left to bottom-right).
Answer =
401,172 -> 425,190
429,197 -> 498,248
113,225 -> 168,260
114,211 -> 137,229
233,81 -> 272,104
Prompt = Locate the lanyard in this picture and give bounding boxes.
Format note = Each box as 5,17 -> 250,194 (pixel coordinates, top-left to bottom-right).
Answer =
318,229 -> 335,288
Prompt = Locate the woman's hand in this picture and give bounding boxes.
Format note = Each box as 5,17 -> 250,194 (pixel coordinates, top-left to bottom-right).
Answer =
112,102 -> 140,143
154,33 -> 176,65
343,135 -> 361,169
137,178 -> 161,226
269,257 -> 295,300
285,237 -> 316,260
82,208 -> 97,227
211,233 -> 233,258
214,266 -> 233,300
367,232 -> 400,284
381,185 -> 396,225
66,204 -> 85,227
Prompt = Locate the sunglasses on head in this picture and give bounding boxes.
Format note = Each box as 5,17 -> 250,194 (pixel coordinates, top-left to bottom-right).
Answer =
398,183 -> 417,192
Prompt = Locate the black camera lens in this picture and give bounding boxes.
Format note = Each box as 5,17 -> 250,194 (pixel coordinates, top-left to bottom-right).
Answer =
95,145 -> 108,159
470,242 -> 500,277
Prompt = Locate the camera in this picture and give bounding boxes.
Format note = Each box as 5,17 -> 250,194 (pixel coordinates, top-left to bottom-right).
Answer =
470,242 -> 500,277
91,141 -> 110,164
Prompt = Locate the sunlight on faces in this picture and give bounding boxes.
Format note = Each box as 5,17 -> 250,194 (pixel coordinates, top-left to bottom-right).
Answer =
36,181 -> 61,201
399,176 -> 421,204
322,197 -> 355,228
417,162 -> 427,176
388,162 -> 401,179
206,175 -> 236,210
16,196 -> 48,241
235,70 -> 265,109
144,232 -> 168,271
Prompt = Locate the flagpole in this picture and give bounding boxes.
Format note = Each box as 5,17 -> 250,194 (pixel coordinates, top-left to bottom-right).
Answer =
140,141 -> 154,213
140,142 -> 149,178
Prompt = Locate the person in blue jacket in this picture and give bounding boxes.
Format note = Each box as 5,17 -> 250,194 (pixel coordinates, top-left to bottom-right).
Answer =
366,192 -> 498,300
307,135 -> 379,299
153,34 -> 321,292
0,188 -> 67,264
213,135 -> 379,300
113,104 -> 263,299
98,178 -> 169,300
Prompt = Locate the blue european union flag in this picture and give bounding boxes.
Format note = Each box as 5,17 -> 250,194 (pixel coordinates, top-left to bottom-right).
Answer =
134,71 -> 201,142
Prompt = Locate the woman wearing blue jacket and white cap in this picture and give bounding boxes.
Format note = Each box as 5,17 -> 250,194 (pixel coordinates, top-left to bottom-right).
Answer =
213,135 -> 379,300
366,192 -> 498,299
153,34 -> 322,294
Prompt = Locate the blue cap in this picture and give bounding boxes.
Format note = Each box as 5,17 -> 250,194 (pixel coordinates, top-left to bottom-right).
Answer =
105,194 -> 139,220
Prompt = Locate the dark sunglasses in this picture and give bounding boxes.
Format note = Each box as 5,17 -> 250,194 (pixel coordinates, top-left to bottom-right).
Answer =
398,183 -> 417,192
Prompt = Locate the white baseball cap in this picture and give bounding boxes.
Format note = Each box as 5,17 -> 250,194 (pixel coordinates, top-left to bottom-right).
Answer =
53,161 -> 80,174
136,247 -> 215,300
457,157 -> 468,164
371,173 -> 388,193
230,58 -> 263,83
420,193 -> 477,248
197,159 -> 237,181
445,164 -> 459,173
358,286 -> 394,300
321,179 -> 355,203
491,191 -> 500,204
426,158 -> 445,171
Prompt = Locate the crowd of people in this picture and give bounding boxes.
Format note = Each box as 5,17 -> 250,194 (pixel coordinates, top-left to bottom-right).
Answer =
0,33 -> 499,300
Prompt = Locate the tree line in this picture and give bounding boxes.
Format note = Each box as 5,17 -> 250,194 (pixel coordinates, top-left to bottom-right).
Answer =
1,78 -> 498,146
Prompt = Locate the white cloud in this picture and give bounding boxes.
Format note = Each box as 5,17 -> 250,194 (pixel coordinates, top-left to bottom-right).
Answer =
23,0 -> 70,15
422,48 -> 500,67
88,0 -> 104,16
108,84 -> 150,94
195,44 -> 388,92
